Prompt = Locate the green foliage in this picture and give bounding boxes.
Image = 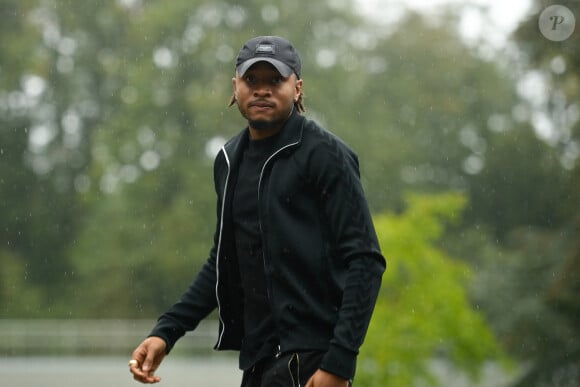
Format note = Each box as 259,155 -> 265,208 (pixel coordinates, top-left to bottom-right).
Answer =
65,163 -> 216,317
493,1 -> 580,384
451,224 -> 580,387
464,125 -> 578,238
357,193 -> 509,386
0,249 -> 43,316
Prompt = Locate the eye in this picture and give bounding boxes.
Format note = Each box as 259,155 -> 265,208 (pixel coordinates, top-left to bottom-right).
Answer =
271,76 -> 284,85
244,74 -> 257,85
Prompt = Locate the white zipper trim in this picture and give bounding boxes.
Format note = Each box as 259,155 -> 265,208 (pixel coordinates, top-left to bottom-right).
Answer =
216,138 -> 299,348
257,141 -> 300,205
215,146 -> 230,348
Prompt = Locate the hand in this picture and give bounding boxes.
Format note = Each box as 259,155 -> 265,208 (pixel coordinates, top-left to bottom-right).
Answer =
305,369 -> 350,387
129,336 -> 167,384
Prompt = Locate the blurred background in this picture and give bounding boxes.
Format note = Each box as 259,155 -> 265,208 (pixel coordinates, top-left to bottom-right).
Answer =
0,0 -> 578,386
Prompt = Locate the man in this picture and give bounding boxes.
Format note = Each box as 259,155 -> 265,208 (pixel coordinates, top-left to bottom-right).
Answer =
129,35 -> 386,387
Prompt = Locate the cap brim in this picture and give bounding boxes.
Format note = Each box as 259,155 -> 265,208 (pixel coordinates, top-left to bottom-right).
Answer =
236,57 -> 293,77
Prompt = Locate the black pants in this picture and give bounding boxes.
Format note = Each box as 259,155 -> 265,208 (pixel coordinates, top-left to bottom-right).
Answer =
240,351 -> 325,387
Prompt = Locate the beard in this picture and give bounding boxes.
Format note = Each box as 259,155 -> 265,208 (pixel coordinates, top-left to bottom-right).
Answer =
247,118 -> 283,131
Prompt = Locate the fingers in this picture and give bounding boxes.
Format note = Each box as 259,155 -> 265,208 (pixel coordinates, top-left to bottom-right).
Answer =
129,337 -> 167,384
305,371 -> 317,387
129,357 -> 162,384
305,369 -> 350,387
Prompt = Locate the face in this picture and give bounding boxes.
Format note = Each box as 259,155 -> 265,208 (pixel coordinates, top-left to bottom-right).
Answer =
233,61 -> 302,139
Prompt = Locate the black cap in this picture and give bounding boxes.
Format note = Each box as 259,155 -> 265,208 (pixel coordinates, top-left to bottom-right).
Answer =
235,36 -> 301,79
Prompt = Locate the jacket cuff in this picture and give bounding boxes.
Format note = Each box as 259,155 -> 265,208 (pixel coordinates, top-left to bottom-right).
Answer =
148,321 -> 185,354
320,343 -> 358,381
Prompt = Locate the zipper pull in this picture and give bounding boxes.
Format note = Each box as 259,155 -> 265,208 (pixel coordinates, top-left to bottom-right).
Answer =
275,344 -> 282,358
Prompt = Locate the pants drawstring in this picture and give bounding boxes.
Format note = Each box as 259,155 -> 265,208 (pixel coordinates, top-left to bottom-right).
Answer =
287,352 -> 301,387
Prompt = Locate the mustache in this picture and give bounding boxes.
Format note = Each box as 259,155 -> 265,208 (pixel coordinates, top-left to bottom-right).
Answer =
248,99 -> 275,108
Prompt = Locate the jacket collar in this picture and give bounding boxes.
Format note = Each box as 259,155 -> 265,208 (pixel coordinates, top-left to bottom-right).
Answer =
223,108 -> 304,167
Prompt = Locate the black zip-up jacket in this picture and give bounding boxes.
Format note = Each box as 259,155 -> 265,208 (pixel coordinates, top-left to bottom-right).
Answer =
150,110 -> 386,380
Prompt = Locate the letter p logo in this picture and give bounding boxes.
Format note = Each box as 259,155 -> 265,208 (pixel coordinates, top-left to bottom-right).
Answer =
539,5 -> 576,41
550,15 -> 565,30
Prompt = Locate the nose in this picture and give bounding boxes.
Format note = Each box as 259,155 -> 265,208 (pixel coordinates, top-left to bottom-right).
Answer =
253,81 -> 272,97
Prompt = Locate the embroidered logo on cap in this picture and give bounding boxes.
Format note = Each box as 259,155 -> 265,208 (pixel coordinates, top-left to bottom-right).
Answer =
255,43 -> 275,55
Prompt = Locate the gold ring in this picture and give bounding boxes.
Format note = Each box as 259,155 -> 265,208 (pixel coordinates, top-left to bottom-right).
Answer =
128,359 -> 139,367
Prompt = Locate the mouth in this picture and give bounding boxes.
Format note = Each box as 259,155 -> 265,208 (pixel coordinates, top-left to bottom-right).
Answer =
249,100 -> 275,109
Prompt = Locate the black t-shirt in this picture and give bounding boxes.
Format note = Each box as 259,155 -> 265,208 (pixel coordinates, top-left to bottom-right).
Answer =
232,133 -> 280,370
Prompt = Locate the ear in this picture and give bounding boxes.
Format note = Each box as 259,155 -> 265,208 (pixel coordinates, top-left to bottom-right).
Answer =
294,79 -> 303,102
232,77 -> 237,98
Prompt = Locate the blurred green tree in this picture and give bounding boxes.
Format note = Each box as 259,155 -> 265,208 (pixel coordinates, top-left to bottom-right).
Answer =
358,192 -> 510,386
473,1 -> 580,384
0,0 -> 82,314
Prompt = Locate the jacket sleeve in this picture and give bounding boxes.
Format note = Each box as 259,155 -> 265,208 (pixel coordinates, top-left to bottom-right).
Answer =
320,256 -> 384,380
308,131 -> 386,380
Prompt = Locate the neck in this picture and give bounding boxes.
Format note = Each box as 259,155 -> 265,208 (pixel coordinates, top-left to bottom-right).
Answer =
248,125 -> 282,140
